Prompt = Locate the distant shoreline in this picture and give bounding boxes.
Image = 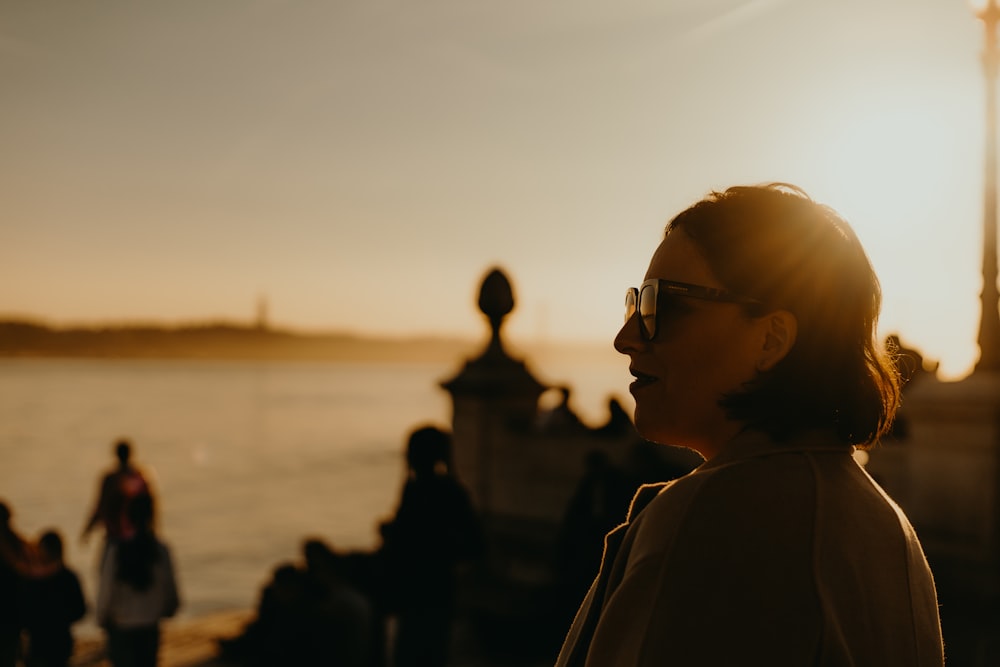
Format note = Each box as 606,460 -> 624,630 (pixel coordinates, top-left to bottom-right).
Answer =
0,319 -> 614,364
0,319 -> 481,363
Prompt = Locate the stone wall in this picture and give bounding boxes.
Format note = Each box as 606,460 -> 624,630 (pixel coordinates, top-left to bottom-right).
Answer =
868,373 -> 1000,597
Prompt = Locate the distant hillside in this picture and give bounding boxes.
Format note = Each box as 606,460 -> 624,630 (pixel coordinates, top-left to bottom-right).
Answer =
0,319 -> 485,362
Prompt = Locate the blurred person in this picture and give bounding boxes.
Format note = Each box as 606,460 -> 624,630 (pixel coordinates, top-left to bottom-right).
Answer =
538,387 -> 586,434
97,494 -> 180,667
0,501 -> 28,667
380,425 -> 482,667
302,538 -> 374,667
554,450 -> 633,625
555,184 -> 944,666
81,439 -> 151,564
220,539 -> 374,667
225,562 -> 314,666
593,398 -> 633,438
22,530 -> 86,667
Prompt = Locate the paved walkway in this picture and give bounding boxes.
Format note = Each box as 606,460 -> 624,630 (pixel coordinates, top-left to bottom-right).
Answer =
68,610 -> 553,667
68,605 -> 1000,667
69,610 -> 252,667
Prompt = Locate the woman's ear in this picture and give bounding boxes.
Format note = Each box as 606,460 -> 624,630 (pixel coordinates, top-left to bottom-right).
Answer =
758,310 -> 797,372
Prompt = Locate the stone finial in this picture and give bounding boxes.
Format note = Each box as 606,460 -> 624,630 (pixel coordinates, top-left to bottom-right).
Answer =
478,268 -> 514,356
441,266 -> 545,399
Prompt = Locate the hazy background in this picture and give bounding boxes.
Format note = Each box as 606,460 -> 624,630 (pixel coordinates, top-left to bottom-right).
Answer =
0,0 -> 987,378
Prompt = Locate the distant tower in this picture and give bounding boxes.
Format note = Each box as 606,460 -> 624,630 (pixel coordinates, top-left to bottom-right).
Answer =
864,0 -> 1000,606
255,294 -> 269,331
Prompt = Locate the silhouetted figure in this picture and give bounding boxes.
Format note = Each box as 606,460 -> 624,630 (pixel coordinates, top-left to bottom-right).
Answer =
302,539 -> 374,667
97,494 -> 180,667
380,426 -> 482,667
538,387 -> 586,434
82,439 -> 152,564
234,562 -> 317,666
553,451 -> 633,625
342,548 -> 392,667
22,530 -> 86,667
0,501 -> 28,667
220,539 -> 375,667
593,397 -> 634,438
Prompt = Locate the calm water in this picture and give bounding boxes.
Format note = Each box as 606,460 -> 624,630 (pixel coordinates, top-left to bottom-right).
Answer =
0,353 -> 630,634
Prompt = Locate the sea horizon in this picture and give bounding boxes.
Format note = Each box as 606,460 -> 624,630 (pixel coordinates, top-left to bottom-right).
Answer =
0,352 -> 632,637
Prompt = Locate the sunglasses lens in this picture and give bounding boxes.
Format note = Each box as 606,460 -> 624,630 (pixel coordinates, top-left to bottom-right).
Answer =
625,289 -> 637,323
639,283 -> 657,339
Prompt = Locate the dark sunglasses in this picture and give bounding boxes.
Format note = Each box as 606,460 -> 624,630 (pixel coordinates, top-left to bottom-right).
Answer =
624,279 -> 762,341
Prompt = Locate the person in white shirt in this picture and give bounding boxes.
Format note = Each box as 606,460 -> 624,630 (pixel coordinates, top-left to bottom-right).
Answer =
97,494 -> 179,667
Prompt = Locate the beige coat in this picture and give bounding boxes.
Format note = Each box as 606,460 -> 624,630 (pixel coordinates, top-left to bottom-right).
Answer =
555,432 -> 944,666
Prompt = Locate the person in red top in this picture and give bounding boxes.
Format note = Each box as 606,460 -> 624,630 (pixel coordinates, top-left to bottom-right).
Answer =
81,440 -> 151,564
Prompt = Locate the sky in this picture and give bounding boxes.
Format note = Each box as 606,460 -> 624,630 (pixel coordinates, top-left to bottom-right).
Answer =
0,0 -> 992,379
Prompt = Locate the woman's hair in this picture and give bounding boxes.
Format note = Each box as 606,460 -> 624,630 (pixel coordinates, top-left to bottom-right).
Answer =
666,183 -> 900,447
116,494 -> 159,590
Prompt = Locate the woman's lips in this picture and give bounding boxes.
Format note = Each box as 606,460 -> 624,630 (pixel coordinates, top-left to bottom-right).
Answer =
629,368 -> 658,391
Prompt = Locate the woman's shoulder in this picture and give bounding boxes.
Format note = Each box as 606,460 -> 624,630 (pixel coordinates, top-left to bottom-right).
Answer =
639,451 -> 821,537
620,457 -> 819,586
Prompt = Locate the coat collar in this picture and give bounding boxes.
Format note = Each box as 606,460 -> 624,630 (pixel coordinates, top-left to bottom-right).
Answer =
696,429 -> 852,474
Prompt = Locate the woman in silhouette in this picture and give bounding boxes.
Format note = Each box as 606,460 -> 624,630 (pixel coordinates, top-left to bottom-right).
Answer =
380,425 -> 482,667
96,494 -> 179,667
0,502 -> 28,667
22,530 -> 87,667
555,184 -> 944,666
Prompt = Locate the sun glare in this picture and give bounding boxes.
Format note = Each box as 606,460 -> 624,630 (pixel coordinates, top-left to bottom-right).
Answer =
822,98 -> 975,220
812,85 -> 983,379
970,0 -> 997,17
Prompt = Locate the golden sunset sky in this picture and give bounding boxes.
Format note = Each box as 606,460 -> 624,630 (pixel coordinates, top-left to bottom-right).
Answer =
0,0 -> 991,378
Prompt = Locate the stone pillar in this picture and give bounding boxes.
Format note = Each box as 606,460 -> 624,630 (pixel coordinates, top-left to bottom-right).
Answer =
440,267 -> 547,516
869,373 -> 1000,597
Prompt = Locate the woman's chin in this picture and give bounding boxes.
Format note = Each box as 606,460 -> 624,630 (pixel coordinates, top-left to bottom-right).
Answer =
633,420 -> 674,447
634,420 -> 701,454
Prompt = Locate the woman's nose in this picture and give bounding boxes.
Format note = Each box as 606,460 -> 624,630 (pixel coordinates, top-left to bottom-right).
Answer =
614,315 -> 643,355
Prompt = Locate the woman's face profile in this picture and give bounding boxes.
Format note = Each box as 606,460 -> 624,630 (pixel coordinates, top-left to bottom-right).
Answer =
614,230 -> 768,458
